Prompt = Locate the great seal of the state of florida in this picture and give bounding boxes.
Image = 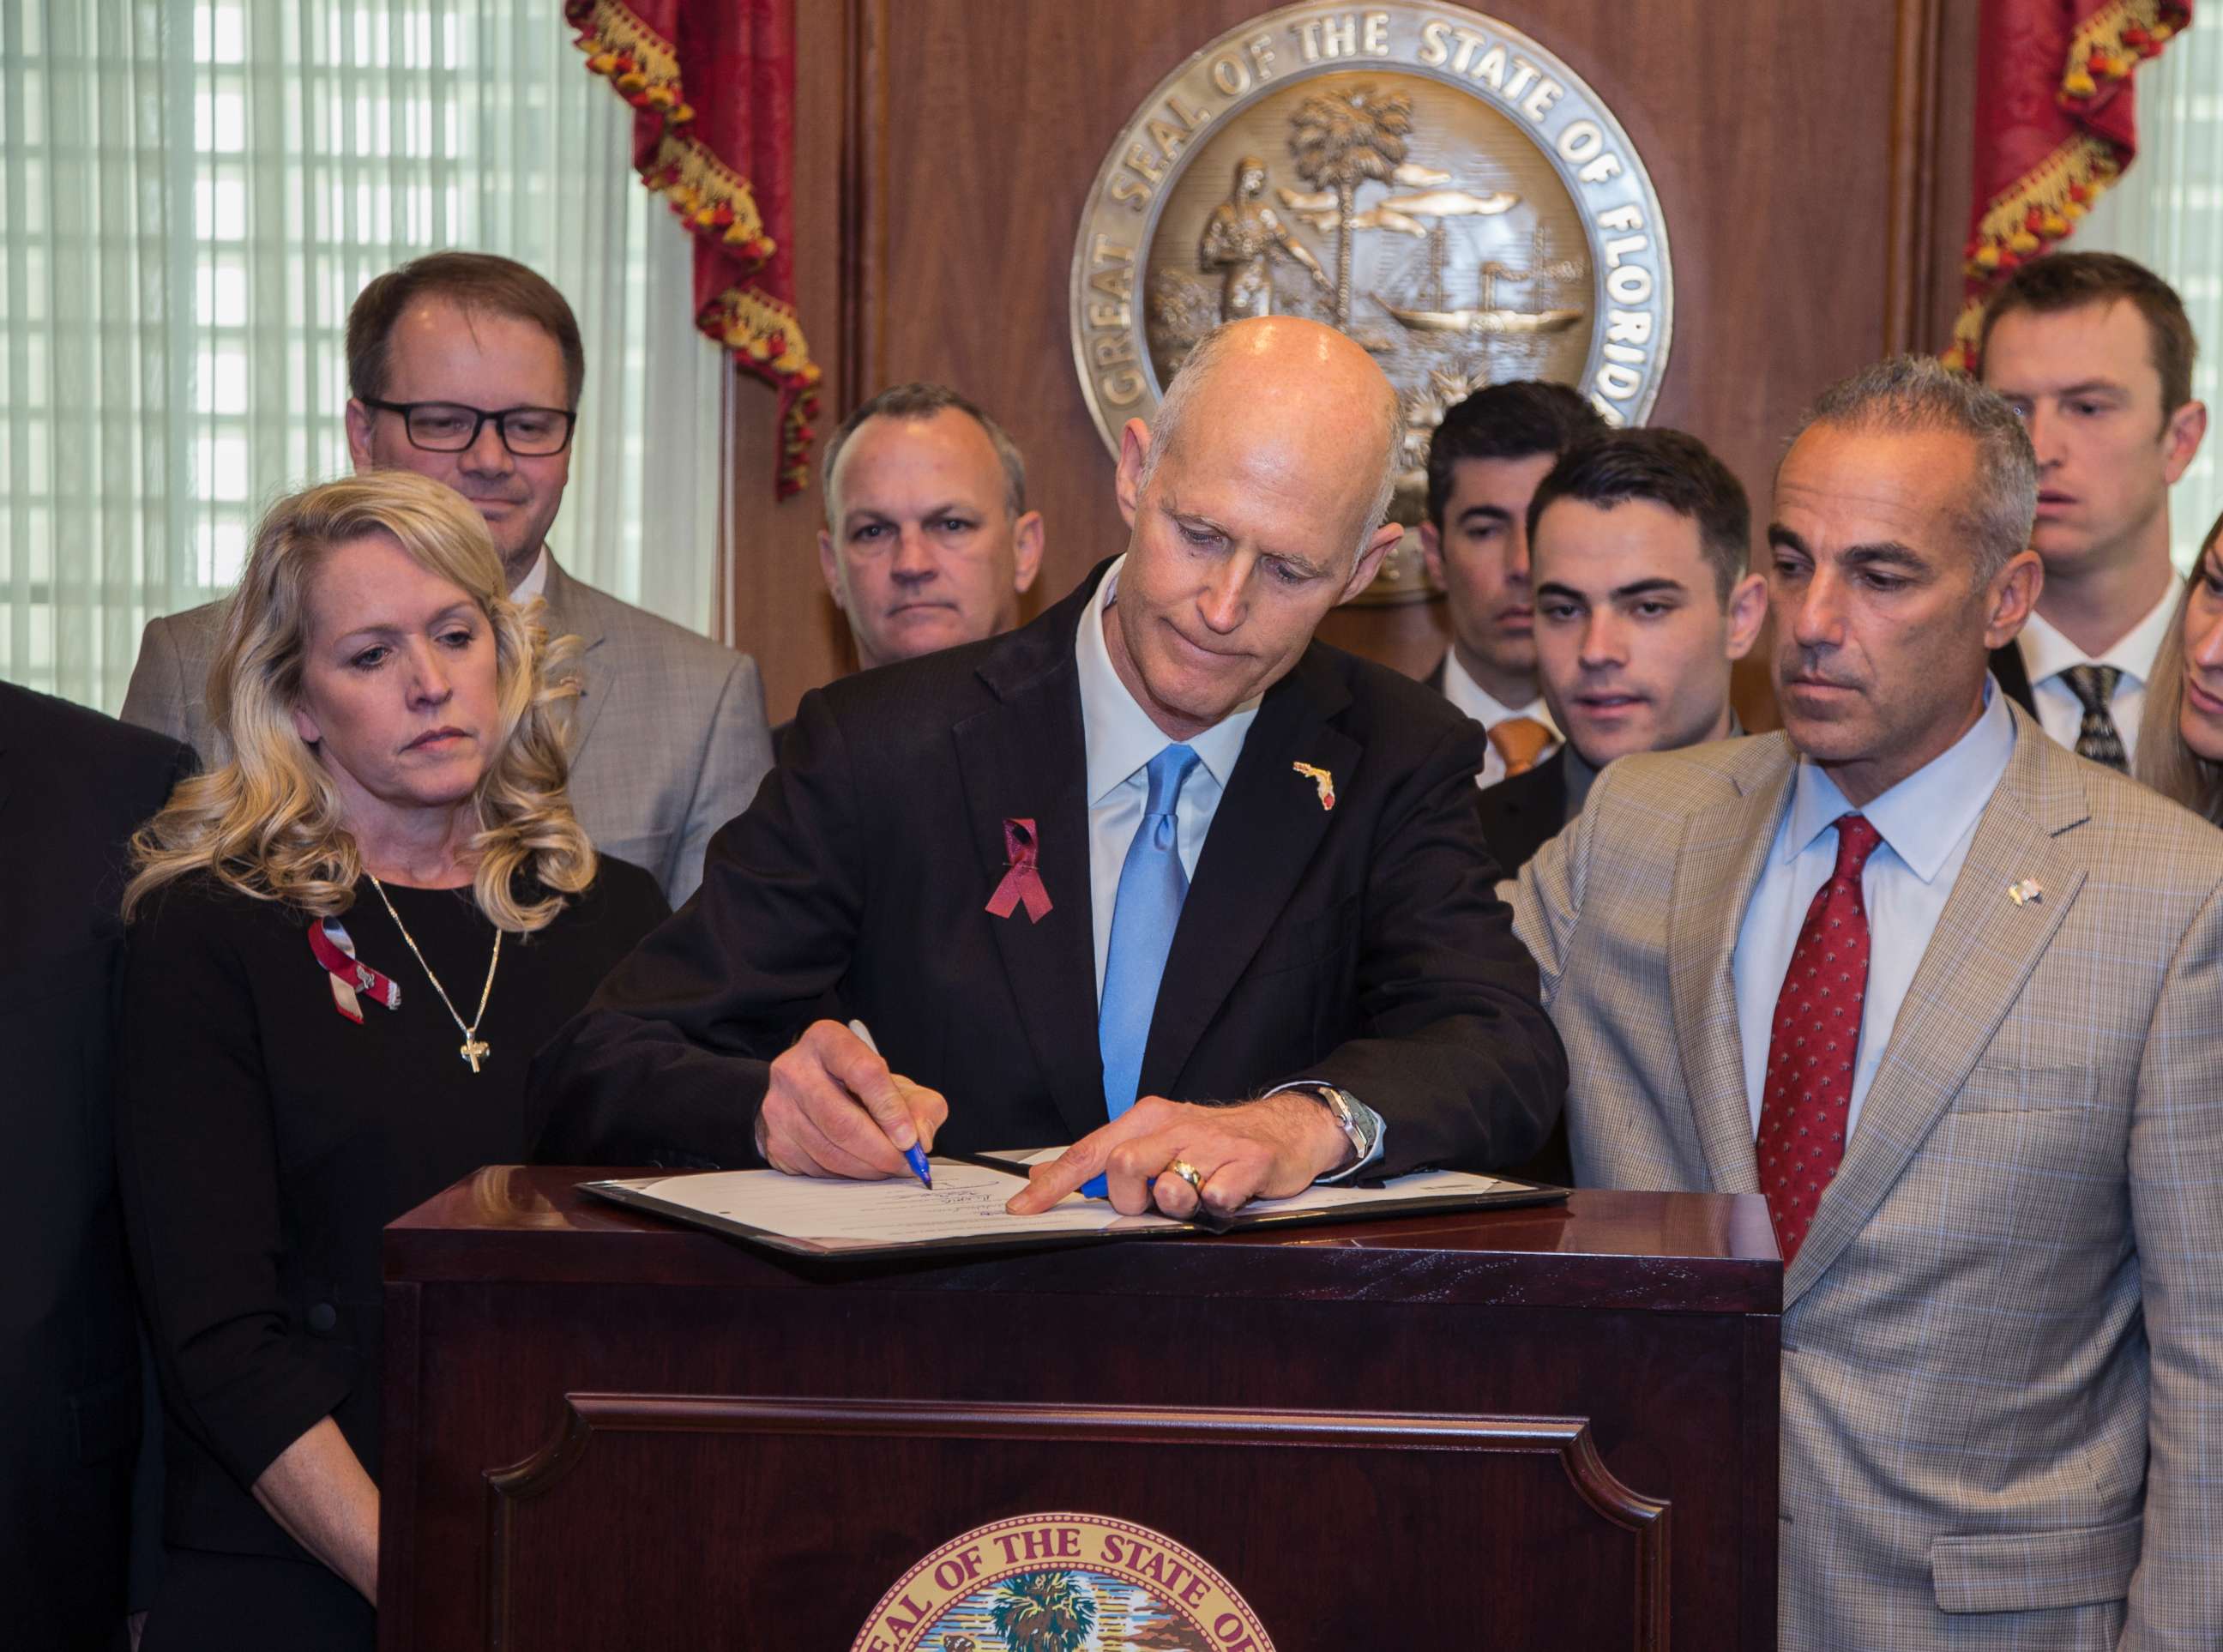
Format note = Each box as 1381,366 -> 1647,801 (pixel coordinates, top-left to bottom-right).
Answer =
1071,2 -> 1672,603
852,1511 -> 1274,1651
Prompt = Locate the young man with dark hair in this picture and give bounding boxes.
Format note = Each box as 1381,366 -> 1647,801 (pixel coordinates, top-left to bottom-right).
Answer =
1418,380 -> 1609,787
1478,428 -> 1765,872
1978,250 -> 2207,769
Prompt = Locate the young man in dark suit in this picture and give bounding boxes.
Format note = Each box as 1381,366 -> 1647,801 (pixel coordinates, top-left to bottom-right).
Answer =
535,317 -> 1565,1221
1417,381 -> 1607,787
0,683 -> 192,1649
1478,430 -> 1765,872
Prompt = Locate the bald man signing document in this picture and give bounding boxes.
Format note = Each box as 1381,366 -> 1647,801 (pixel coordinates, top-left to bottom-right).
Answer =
534,318 -> 1563,1219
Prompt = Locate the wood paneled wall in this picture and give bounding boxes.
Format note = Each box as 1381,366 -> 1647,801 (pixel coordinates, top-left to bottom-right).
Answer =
727,0 -> 1979,724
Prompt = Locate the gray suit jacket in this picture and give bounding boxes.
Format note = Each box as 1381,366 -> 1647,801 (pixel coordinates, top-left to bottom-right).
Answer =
1509,713 -> 2223,1651
120,555 -> 770,906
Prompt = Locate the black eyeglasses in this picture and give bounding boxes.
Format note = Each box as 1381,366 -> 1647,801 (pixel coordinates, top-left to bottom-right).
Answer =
360,398 -> 576,456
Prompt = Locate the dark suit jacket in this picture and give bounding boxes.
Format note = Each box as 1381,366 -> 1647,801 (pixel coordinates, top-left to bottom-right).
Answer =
0,684 -> 190,1648
536,564 -> 1565,1176
1991,642 -> 2037,716
1473,748 -> 1571,876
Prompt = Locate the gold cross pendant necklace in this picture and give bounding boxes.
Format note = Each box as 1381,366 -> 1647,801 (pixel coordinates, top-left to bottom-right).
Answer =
366,873 -> 502,1072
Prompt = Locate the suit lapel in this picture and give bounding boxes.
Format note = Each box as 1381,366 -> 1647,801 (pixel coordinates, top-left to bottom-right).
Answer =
1143,650 -> 1356,1095
1785,719 -> 2088,1304
1989,640 -> 2035,718
538,555 -> 613,755
1546,752 -> 1571,829
954,580 -> 1110,1144
1667,738 -> 1798,1194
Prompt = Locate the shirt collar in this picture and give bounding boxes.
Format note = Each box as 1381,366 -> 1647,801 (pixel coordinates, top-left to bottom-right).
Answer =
509,546 -> 551,604
2014,582 -> 2178,690
1781,678 -> 2015,883
1440,648 -> 1557,735
1075,556 -> 1261,805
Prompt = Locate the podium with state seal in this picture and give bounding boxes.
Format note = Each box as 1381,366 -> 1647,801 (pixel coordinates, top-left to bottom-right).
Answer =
378,1166 -> 1779,1649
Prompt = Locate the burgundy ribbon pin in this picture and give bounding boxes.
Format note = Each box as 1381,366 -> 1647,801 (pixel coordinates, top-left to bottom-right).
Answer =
307,918 -> 402,1022
985,817 -> 1053,923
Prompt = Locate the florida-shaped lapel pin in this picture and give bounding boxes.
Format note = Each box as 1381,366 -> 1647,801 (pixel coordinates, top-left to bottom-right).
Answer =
1292,762 -> 1336,811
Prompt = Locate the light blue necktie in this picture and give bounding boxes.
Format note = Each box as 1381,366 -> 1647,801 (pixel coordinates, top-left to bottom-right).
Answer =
1085,744 -> 1201,1197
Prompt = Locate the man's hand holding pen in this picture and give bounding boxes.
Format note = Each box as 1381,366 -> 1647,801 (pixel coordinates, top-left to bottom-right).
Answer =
754,1018 -> 948,1181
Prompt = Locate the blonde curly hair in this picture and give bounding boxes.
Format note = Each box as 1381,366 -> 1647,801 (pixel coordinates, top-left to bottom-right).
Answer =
124,470 -> 596,932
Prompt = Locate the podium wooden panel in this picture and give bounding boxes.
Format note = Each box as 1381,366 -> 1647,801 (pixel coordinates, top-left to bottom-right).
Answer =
381,1168 -> 1780,1649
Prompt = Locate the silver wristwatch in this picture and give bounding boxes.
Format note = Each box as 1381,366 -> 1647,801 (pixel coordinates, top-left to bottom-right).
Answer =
1308,1082 -> 1380,1169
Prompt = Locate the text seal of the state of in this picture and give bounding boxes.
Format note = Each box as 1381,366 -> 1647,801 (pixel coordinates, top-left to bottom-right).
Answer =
1071,3 -> 1672,602
851,1511 -> 1274,1651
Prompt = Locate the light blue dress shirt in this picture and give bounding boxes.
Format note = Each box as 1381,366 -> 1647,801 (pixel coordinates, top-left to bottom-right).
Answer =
1075,557 -> 1259,1002
1071,557 -> 1383,1178
1732,682 -> 2017,1141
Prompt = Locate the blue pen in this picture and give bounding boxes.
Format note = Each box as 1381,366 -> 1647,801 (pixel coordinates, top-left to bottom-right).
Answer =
847,1019 -> 932,1188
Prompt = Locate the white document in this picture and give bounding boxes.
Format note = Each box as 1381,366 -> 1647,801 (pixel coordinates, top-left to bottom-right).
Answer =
615,1161 -> 1177,1244
587,1155 -> 1518,1253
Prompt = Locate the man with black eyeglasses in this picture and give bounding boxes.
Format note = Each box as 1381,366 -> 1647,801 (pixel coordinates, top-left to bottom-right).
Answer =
123,250 -> 774,905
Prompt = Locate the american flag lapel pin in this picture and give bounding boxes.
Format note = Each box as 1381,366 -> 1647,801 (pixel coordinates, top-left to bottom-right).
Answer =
1292,762 -> 1335,811
2008,878 -> 2043,907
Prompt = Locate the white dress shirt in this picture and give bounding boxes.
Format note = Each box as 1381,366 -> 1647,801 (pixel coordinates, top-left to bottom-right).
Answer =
1438,648 -> 1559,788
1732,681 -> 2016,1143
509,546 -> 551,603
2015,585 -> 2176,766
1073,557 -> 1382,1177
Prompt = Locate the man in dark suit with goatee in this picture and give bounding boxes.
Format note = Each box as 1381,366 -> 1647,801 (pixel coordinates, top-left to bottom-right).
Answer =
535,317 -> 1565,1221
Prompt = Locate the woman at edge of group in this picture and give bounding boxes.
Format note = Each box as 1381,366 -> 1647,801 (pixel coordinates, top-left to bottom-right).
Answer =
117,471 -> 666,1648
2136,507 -> 2223,827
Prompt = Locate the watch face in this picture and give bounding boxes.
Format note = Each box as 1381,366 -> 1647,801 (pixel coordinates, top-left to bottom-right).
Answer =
1323,1086 -> 1375,1155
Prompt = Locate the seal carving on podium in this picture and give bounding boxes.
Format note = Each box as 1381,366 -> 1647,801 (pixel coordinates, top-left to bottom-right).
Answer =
852,1512 -> 1275,1651
1070,3 -> 1673,604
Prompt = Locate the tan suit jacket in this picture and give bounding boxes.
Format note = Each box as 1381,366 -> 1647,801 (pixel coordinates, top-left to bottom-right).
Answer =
1509,713 -> 2223,1651
120,556 -> 770,906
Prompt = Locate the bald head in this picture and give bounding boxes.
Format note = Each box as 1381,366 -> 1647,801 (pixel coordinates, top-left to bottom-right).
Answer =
1105,318 -> 1410,741
1142,317 -> 1401,560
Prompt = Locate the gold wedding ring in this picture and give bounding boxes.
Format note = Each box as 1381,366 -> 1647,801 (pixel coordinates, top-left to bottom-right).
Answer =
1166,1158 -> 1206,1196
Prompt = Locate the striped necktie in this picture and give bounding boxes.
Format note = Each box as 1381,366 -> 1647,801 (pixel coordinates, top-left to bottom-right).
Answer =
2061,664 -> 2128,770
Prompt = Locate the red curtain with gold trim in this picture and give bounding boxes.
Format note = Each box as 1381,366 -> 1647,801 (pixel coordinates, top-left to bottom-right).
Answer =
1947,0 -> 2192,368
567,0 -> 820,497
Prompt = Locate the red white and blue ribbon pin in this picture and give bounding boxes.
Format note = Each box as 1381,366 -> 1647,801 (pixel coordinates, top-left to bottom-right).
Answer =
307,918 -> 402,1022
1292,762 -> 1336,811
985,817 -> 1054,923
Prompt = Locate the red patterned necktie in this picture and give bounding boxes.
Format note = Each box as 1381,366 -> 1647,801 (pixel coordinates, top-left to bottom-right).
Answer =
1756,813 -> 1885,1265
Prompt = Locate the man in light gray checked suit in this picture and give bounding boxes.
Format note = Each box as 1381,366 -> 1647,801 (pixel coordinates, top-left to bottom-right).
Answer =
122,251 -> 772,906
1509,357 -> 2223,1649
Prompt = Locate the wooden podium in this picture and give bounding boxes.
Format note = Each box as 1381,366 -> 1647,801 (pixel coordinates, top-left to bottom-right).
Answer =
380,1167 -> 1779,1649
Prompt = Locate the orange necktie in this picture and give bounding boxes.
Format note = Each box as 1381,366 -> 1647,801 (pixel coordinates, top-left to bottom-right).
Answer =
1488,716 -> 1554,778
